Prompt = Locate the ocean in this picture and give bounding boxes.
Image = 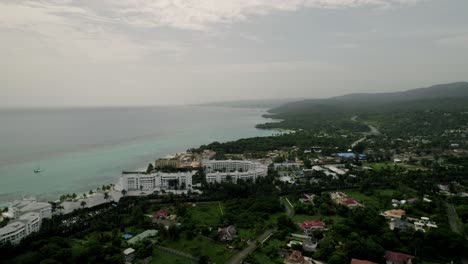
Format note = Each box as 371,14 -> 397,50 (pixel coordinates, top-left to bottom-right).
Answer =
0,106 -> 274,203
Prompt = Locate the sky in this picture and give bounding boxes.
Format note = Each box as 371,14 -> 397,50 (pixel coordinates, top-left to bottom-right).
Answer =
1,0 -> 468,107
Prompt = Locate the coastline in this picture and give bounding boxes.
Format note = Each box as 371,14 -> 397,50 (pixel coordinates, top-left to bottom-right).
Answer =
0,106 -> 278,206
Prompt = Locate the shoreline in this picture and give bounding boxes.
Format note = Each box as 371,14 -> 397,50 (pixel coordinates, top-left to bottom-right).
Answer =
0,107 -> 279,207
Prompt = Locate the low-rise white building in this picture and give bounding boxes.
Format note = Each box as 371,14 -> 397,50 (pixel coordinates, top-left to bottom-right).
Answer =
0,209 -> 46,245
203,160 -> 268,184
6,199 -> 52,220
0,222 -> 26,245
120,171 -> 194,191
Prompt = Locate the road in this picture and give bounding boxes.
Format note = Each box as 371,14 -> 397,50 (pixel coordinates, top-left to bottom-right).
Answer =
350,116 -> 380,148
226,197 -> 294,264
226,229 -> 275,264
444,201 -> 468,264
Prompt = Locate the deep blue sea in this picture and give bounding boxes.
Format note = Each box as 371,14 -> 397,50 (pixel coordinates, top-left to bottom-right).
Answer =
0,106 -> 274,202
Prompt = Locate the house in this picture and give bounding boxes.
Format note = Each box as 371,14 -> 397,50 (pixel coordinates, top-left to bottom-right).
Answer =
299,194 -> 315,203
153,209 -> 169,219
384,250 -> 414,264
351,259 -> 378,264
299,220 -> 325,235
284,250 -> 312,264
342,197 -> 359,208
218,225 -> 237,241
330,192 -> 360,208
122,248 -> 135,263
302,237 -> 318,252
389,219 -> 413,231
128,230 -> 158,245
382,209 -> 406,219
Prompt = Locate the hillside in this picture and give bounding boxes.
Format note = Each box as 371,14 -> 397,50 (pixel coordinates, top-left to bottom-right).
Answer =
195,98 -> 304,109
269,82 -> 468,114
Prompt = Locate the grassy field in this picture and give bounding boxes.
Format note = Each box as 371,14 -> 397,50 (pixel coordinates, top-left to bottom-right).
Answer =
187,202 -> 224,227
292,213 -> 344,225
161,235 -> 236,264
151,248 -> 197,264
345,189 -> 397,209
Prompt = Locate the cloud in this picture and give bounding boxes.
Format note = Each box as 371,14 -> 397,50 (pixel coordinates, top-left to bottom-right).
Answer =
1,0 -> 421,32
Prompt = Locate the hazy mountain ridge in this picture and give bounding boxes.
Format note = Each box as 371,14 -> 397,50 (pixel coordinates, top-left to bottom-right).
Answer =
195,98 -> 305,109
269,82 -> 468,114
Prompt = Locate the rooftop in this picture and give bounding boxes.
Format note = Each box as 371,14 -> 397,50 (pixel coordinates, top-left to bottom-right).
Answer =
384,250 -> 414,262
0,221 -> 25,236
351,259 -> 378,264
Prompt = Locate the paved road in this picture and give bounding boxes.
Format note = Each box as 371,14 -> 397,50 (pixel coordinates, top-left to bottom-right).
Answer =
350,116 -> 380,148
226,229 -> 275,264
444,201 -> 468,264
226,197 -> 294,264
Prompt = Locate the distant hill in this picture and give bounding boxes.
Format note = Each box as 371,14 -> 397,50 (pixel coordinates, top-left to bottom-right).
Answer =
196,98 -> 304,109
270,82 -> 468,113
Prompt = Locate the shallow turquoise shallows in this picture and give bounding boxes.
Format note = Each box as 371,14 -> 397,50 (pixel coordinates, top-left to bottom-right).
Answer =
0,106 -> 275,202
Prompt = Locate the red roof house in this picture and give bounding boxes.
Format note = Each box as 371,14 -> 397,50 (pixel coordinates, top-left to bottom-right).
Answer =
153,209 -> 169,219
342,197 -> 359,207
351,259 -> 378,264
299,220 -> 325,229
285,250 -> 305,264
384,250 -> 414,264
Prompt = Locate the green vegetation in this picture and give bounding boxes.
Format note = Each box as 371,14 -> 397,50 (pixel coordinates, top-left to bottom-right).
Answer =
160,235 -> 235,263
151,248 -> 196,264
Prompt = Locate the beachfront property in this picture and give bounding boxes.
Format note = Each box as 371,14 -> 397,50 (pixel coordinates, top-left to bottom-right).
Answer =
203,160 -> 268,184
0,199 -> 52,244
3,199 -> 52,220
119,171 -> 194,191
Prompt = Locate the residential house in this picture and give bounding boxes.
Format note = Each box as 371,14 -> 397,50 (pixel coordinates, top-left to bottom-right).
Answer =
302,237 -> 318,252
153,209 -> 169,219
218,225 -> 237,242
122,248 -> 135,263
351,259 -> 378,264
299,220 -> 326,235
284,250 -> 312,264
128,230 -> 158,245
389,219 -> 413,231
384,250 -> 414,264
382,209 -> 406,219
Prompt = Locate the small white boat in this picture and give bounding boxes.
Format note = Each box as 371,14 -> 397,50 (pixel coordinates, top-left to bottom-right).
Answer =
34,167 -> 43,173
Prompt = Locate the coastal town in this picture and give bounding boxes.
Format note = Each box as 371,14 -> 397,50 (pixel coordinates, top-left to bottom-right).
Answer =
2,84 -> 468,264
1,126 -> 467,264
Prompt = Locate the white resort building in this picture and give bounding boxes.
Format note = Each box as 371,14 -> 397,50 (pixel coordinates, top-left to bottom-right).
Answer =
0,199 -> 52,245
203,160 -> 268,184
119,171 -> 194,191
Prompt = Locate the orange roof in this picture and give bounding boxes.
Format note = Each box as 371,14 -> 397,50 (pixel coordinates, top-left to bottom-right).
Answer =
351,258 -> 378,264
384,209 -> 406,218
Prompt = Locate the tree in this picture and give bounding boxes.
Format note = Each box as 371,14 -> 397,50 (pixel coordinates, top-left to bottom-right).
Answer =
146,163 -> 154,173
80,201 -> 86,209
303,158 -> 312,169
121,189 -> 127,196
104,192 -> 110,200
56,205 -> 64,214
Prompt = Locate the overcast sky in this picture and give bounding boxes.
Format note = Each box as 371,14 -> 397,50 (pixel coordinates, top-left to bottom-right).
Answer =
1,0 -> 468,107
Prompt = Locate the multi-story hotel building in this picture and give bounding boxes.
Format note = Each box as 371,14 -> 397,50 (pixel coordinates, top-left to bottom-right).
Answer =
119,171 -> 194,191
203,160 -> 268,184
0,200 -> 51,245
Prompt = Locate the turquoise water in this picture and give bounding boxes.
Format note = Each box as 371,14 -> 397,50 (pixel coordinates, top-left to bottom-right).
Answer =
0,106 -> 274,202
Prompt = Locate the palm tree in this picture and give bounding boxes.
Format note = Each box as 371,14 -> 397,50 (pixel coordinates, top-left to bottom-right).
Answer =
104,192 -> 110,200
57,205 -> 64,214
121,189 -> 127,196
80,201 -> 86,209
